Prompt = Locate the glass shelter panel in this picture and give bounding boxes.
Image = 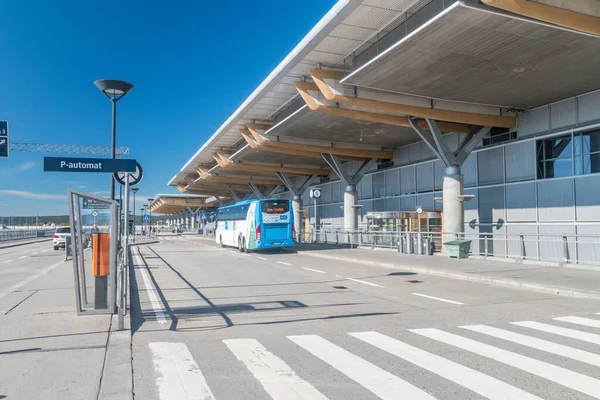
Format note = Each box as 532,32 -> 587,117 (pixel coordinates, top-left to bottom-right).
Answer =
68,190 -> 118,315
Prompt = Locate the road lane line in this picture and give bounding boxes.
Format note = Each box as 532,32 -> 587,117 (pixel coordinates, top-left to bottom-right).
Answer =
41,249 -> 49,252
18,256 -> 27,259
289,334 -> 435,400
553,316 -> 600,328
134,249 -> 167,324
511,321 -> 600,345
412,293 -> 464,305
303,267 -> 326,274
461,325 -> 600,367
224,338 -> 328,400
149,342 -> 215,400
347,277 -> 384,288
0,260 -> 63,301
351,331 -> 541,400
1,260 -> 13,264
277,261 -> 292,266
411,328 -> 600,399
256,256 -> 268,261
31,252 -> 39,255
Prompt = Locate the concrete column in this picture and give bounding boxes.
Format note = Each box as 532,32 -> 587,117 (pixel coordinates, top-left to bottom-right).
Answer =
344,184 -> 358,231
442,165 -> 464,241
292,195 -> 302,239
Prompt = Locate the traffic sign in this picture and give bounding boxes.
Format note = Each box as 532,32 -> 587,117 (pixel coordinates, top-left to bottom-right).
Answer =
200,213 -> 207,220
83,198 -> 110,210
114,161 -> 143,186
144,214 -> 150,221
0,120 -> 8,158
91,210 -> 99,217
416,206 -> 423,214
310,188 -> 321,198
43,157 -> 136,173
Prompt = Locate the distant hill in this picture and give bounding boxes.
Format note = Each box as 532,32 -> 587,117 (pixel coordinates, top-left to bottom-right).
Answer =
0,215 -> 168,227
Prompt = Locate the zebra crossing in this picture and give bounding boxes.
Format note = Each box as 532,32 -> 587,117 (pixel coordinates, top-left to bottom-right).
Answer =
147,312 -> 600,399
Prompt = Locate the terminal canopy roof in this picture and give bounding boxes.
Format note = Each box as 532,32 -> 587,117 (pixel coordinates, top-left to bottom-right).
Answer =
169,0 -> 600,199
148,194 -> 216,215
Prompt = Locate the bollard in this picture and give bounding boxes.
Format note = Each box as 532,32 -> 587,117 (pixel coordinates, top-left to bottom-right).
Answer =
520,234 -> 525,259
417,233 -> 423,255
563,235 -> 569,263
484,235 -> 489,257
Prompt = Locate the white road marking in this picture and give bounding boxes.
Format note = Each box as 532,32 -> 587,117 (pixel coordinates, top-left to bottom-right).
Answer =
224,338 -> 328,400
31,252 -> 39,255
18,256 -> 27,259
411,328 -> 600,399
512,321 -> 600,345
303,267 -> 326,274
289,334 -> 435,400
1,260 -> 13,264
41,249 -> 49,252
0,260 -> 63,301
256,256 -> 268,261
277,261 -> 292,266
149,342 -> 215,400
412,293 -> 464,305
347,277 -> 384,288
351,331 -> 542,400
553,316 -> 600,328
135,249 -> 167,324
461,324 -> 600,367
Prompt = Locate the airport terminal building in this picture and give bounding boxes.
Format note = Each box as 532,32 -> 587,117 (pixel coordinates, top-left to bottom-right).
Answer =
159,0 -> 600,263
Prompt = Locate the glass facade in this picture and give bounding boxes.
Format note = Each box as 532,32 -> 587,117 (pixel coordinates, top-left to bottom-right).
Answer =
537,129 -> 600,179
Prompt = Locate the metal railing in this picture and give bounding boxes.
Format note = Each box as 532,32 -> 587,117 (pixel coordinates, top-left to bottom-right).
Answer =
299,229 -> 600,266
117,247 -> 127,330
0,228 -> 56,242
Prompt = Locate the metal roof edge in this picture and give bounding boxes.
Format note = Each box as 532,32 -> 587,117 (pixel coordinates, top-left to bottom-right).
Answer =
168,0 -> 363,186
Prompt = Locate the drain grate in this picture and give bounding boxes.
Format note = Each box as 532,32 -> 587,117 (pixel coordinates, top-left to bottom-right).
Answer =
332,285 -> 348,289
407,280 -> 424,283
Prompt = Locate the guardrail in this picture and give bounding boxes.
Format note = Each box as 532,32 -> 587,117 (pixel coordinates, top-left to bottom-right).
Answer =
298,229 -> 600,266
0,229 -> 56,242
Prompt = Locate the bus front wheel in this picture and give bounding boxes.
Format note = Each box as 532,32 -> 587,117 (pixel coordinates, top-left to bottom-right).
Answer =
243,237 -> 250,253
220,235 -> 225,248
238,236 -> 243,252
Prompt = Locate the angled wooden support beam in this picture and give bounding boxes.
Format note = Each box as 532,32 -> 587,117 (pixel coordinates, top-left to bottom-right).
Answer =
482,0 -> 600,36
321,154 -> 377,186
246,125 -> 392,160
186,182 -> 253,193
197,167 -> 281,186
309,69 -> 516,128
241,129 -> 343,160
295,83 -> 471,133
215,152 -> 329,176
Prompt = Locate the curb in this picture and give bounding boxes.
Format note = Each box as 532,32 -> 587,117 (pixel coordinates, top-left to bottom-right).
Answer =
98,314 -> 133,400
0,238 -> 52,249
297,251 -> 600,300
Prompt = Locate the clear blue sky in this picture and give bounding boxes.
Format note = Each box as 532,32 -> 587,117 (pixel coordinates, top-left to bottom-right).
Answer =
0,0 -> 337,217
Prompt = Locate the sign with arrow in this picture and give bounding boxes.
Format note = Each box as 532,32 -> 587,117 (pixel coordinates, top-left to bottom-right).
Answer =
0,120 -> 8,158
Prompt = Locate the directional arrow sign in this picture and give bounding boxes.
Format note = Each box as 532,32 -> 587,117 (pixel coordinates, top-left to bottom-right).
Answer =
0,121 -> 8,158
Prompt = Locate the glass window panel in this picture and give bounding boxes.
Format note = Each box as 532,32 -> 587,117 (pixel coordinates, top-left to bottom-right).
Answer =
542,158 -> 572,178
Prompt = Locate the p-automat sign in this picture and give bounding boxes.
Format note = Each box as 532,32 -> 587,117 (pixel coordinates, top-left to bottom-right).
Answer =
44,157 -> 137,173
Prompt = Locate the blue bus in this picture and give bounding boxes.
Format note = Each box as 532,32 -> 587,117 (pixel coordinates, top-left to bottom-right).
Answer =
215,198 -> 295,252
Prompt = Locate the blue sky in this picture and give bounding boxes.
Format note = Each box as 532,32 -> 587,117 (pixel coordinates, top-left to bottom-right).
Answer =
0,0 -> 337,216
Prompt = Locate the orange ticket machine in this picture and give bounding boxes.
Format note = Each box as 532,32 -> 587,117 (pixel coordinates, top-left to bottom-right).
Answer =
92,233 -> 110,277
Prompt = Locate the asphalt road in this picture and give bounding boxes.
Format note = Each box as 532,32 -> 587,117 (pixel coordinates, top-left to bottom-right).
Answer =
131,235 -> 600,400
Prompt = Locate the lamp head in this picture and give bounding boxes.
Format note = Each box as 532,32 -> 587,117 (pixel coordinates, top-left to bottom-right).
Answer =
94,79 -> 134,100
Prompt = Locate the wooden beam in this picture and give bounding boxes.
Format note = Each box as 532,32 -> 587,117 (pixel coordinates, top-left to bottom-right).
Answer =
295,83 -> 471,133
309,69 -> 516,128
247,125 -> 394,159
241,130 -> 366,161
482,0 -> 600,36
197,167 -> 281,186
186,182 -> 253,193
215,152 -> 329,176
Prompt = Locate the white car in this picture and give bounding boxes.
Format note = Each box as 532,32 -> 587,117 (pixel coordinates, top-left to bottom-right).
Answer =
53,227 -> 71,250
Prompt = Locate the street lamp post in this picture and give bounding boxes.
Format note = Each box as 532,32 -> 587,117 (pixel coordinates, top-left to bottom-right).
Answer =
131,188 -> 139,241
147,198 -> 153,235
94,79 -> 134,201
140,207 -> 146,235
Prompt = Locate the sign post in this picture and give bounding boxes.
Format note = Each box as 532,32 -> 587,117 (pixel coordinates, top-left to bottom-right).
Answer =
0,120 -> 8,158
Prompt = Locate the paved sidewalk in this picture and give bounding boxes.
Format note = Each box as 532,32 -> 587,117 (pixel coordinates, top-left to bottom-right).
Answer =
295,244 -> 600,299
0,259 -> 112,400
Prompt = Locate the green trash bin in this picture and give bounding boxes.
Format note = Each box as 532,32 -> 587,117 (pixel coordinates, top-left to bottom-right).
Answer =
444,240 -> 472,259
